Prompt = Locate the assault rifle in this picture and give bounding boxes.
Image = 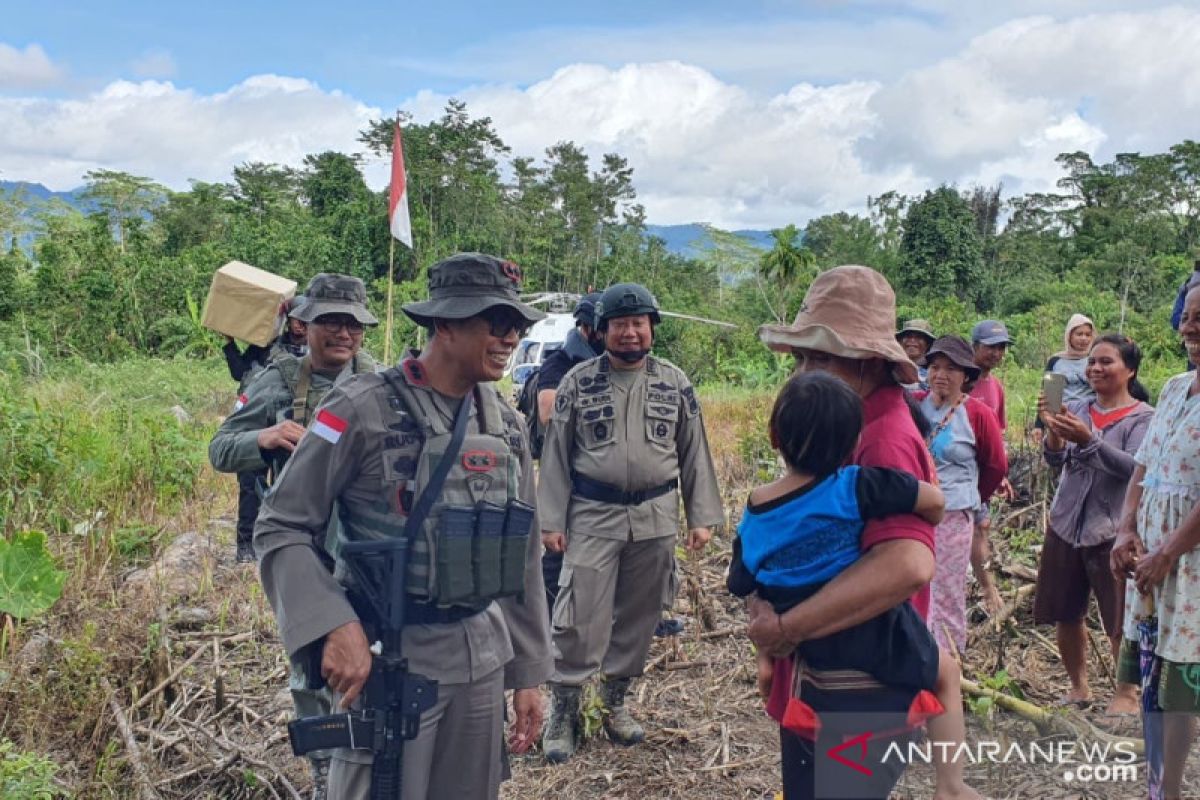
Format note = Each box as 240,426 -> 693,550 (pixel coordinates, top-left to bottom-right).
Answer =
287,536 -> 438,798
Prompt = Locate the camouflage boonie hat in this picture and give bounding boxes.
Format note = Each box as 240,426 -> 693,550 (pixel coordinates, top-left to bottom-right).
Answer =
291,273 -> 378,325
896,318 -> 936,344
402,253 -> 546,328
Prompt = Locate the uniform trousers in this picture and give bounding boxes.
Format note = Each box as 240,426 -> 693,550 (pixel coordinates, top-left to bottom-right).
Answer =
235,470 -> 264,545
327,665 -> 504,799
552,533 -> 675,685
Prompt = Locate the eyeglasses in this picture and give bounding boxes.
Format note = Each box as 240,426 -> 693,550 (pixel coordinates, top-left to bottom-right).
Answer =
477,307 -> 532,339
315,315 -> 365,334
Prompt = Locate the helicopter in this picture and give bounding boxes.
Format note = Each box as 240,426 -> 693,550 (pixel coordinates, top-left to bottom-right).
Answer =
508,291 -> 737,389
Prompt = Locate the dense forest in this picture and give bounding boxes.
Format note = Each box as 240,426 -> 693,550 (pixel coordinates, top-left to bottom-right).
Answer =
1,100 -> 1198,383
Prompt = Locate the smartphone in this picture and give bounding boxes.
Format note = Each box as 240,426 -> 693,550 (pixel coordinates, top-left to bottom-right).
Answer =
1043,372 -> 1066,415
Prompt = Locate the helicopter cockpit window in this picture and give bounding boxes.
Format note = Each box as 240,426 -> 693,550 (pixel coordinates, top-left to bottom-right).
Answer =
514,340 -> 541,366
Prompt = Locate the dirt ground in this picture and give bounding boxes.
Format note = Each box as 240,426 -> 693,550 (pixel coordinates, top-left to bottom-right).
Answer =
11,432 -> 1199,798
51,507 -> 1193,800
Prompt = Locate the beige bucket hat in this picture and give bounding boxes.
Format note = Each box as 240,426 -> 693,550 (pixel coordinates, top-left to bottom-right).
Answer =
758,265 -> 918,385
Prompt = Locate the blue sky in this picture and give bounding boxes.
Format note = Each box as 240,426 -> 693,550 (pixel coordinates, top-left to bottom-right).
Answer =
3,1 -> 1199,227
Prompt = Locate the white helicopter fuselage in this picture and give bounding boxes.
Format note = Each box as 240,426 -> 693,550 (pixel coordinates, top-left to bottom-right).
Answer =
507,312 -> 576,387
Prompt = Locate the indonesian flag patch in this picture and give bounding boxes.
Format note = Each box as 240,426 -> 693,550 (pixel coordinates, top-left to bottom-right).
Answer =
312,408 -> 348,444
233,394 -> 248,412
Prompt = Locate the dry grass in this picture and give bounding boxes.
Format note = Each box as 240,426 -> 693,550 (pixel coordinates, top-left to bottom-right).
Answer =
5,387 -> 1199,798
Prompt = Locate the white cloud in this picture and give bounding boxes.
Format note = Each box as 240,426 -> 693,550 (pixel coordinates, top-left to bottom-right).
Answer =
4,6 -> 1200,228
0,75 -> 380,190
0,43 -> 63,89
130,49 -> 177,80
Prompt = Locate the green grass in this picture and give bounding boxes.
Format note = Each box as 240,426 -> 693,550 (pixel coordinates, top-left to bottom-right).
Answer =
0,355 -> 230,540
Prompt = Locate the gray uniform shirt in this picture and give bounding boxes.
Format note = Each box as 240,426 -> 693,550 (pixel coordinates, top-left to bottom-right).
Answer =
208,353 -> 375,475
253,371 -> 553,690
538,354 -> 724,540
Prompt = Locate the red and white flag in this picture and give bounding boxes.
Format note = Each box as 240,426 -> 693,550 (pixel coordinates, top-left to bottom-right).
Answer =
312,408 -> 348,445
233,393 -> 248,412
389,121 -> 413,248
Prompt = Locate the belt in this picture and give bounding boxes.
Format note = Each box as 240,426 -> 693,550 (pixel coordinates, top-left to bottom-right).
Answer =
404,597 -> 488,625
570,472 -> 678,506
348,590 -> 487,628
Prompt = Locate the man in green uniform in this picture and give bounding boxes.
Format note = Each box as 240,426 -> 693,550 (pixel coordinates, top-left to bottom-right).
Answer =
538,282 -> 724,763
208,272 -> 377,797
254,253 -> 553,799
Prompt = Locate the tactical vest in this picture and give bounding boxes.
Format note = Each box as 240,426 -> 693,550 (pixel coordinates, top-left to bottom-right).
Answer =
337,359 -> 531,610
274,352 -> 377,426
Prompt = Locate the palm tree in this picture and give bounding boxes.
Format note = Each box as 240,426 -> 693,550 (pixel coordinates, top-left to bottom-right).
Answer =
757,224 -> 816,321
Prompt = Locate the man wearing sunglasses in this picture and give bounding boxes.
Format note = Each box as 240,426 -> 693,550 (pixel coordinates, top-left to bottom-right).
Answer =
208,272 -> 378,795
537,283 -> 723,764
254,253 -> 554,799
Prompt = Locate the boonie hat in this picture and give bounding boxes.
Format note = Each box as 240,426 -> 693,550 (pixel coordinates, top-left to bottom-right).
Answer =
971,320 -> 1012,346
291,274 -> 378,326
758,265 -> 918,385
402,253 -> 545,329
285,295 -> 307,318
920,335 -> 981,380
896,319 -> 936,345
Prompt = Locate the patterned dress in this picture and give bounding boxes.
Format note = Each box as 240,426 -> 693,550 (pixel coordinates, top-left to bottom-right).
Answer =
1126,372 -> 1200,671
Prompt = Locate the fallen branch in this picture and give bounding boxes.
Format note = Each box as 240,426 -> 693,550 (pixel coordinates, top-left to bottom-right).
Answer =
101,677 -> 161,800
960,677 -> 1143,756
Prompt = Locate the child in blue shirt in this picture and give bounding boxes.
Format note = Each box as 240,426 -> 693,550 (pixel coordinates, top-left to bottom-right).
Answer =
728,372 -> 951,716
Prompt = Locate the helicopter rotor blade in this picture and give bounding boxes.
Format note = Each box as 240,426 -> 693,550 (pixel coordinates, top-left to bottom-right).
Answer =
658,309 -> 738,329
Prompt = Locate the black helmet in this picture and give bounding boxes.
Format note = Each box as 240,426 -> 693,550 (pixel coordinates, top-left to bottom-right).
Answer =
573,292 -> 602,328
595,283 -> 661,330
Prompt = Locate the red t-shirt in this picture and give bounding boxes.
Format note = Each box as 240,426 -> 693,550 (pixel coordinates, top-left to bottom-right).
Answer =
970,374 -> 1007,430
765,384 -> 936,721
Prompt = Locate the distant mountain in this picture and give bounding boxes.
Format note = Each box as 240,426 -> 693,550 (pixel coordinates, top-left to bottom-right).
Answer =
645,223 -> 773,258
0,180 -> 89,208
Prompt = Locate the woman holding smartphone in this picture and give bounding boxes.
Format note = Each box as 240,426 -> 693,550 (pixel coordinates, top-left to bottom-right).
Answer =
1035,333 -> 1152,715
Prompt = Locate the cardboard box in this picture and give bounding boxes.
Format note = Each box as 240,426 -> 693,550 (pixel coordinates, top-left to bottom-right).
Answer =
201,261 -> 297,347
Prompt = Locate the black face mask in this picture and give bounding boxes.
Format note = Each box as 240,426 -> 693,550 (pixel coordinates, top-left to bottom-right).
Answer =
608,348 -> 650,364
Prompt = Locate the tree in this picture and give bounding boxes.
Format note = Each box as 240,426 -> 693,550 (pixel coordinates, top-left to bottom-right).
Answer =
756,224 -> 815,322
899,186 -> 983,304
803,212 -> 881,268
80,169 -> 166,254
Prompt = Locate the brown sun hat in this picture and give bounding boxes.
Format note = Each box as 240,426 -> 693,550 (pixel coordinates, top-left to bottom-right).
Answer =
758,265 -> 918,384
920,335 -> 982,380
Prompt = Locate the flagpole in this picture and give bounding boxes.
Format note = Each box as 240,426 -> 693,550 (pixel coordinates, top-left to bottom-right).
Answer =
385,236 -> 395,365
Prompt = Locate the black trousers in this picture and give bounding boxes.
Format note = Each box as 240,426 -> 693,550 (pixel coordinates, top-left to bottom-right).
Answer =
235,470 -> 264,546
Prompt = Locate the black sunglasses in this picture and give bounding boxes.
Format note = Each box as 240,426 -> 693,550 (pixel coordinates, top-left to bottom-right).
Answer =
314,315 -> 365,334
477,307 -> 532,338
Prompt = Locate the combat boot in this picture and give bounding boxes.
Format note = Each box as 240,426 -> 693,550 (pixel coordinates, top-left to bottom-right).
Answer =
600,677 -> 645,746
543,684 -> 581,764
236,538 -> 255,563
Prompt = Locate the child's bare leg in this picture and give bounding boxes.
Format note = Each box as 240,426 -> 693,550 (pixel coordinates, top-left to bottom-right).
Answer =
930,648 -> 983,800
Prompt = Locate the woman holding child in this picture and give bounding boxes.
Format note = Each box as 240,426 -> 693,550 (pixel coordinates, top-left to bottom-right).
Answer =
746,266 -> 980,800
915,336 -> 1009,654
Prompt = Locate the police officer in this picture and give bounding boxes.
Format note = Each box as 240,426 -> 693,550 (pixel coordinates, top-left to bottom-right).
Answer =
538,282 -> 723,763
530,292 -> 603,612
209,274 -> 377,798
254,253 -> 553,799
221,295 -> 309,563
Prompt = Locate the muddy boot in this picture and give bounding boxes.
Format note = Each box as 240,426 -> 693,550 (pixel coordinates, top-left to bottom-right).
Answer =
543,684 -> 581,764
601,677 -> 644,746
309,756 -> 329,800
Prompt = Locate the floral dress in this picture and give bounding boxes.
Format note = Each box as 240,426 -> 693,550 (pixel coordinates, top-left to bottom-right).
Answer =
1127,372 -> 1200,666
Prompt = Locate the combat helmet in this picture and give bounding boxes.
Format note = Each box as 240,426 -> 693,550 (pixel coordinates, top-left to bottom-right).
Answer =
594,283 -> 661,331
573,292 -> 602,329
